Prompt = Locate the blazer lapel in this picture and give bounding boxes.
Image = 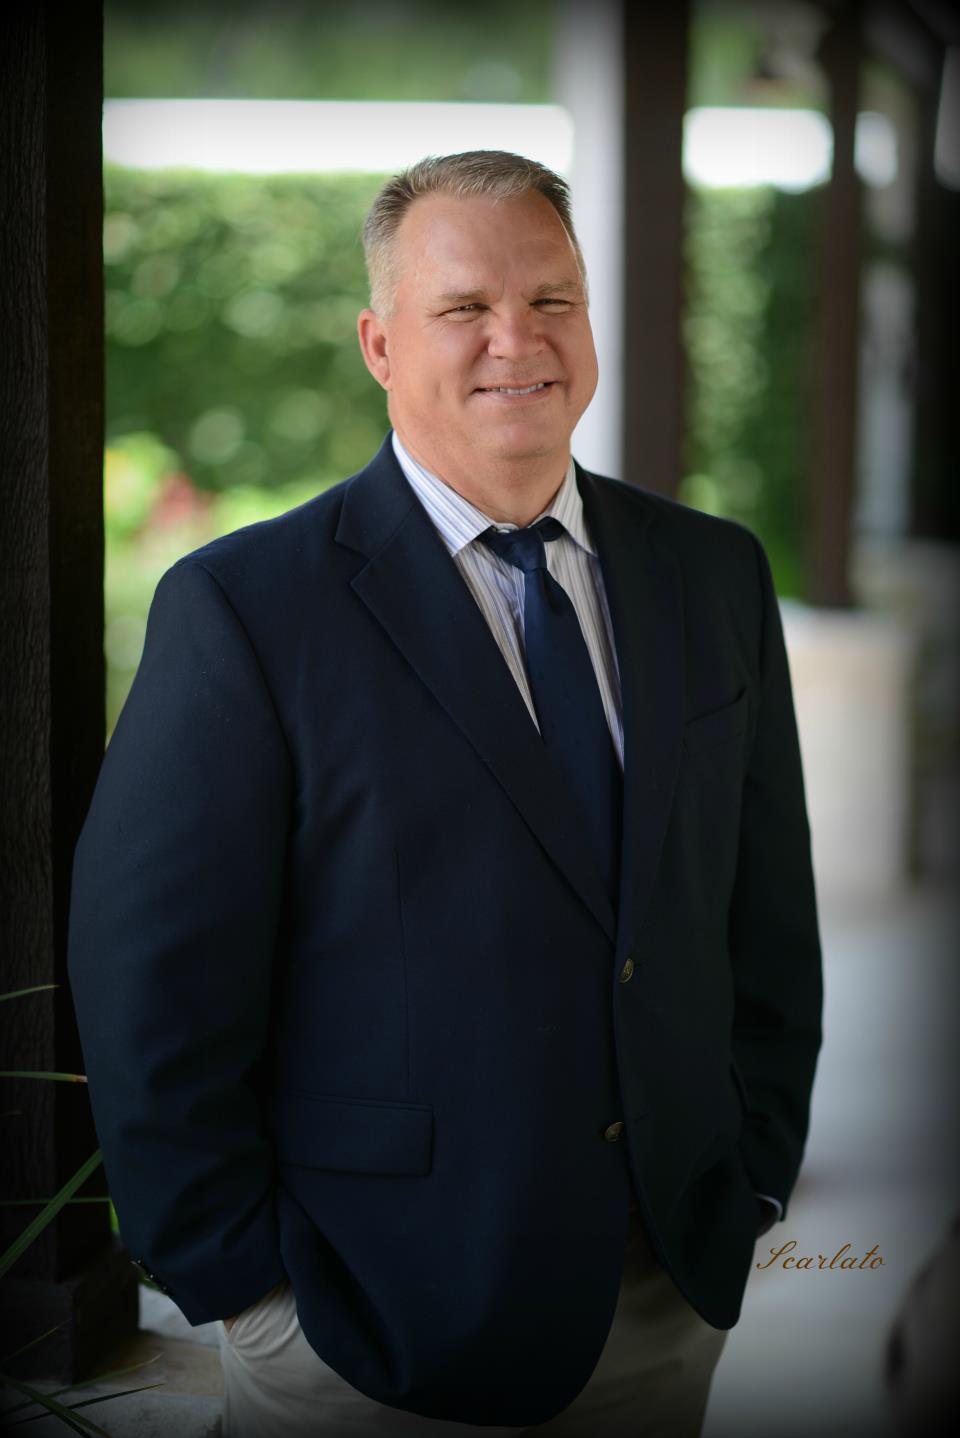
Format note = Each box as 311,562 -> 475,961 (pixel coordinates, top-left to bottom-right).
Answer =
576,464 -> 685,966
336,439 -> 616,942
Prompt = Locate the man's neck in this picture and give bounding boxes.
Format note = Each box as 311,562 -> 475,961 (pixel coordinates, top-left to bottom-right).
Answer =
394,429 -> 569,528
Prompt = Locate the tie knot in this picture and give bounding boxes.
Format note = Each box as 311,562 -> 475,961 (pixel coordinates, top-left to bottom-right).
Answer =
480,517 -> 564,574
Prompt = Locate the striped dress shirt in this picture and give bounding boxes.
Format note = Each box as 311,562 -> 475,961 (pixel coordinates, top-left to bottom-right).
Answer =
391,431 -> 625,771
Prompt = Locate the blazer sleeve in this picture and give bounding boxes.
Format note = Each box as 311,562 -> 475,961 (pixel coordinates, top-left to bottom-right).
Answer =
67,557 -> 292,1324
728,532 -> 824,1221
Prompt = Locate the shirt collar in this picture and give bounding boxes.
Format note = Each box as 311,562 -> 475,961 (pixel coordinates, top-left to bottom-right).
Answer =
391,430 -> 597,559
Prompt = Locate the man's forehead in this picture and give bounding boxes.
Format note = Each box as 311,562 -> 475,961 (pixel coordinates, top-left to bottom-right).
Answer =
400,191 -> 573,255
397,193 -> 581,296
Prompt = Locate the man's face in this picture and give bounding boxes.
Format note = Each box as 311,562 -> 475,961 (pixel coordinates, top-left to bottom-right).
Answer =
359,190 -> 598,476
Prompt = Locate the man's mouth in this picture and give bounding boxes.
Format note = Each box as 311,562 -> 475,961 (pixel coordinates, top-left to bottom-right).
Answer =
476,381 -> 555,396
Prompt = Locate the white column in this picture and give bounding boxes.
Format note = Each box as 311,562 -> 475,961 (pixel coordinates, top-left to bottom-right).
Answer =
553,0 -> 624,480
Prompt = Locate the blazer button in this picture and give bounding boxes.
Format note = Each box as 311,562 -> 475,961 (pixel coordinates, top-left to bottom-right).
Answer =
602,1121 -> 624,1142
618,958 -> 634,983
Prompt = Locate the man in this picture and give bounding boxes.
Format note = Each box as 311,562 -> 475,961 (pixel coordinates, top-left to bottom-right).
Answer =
68,151 -> 822,1436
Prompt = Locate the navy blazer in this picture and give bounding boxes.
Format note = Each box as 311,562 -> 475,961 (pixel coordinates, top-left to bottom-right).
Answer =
67,434 -> 822,1427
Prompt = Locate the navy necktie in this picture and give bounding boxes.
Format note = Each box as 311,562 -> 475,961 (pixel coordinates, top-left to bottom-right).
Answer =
480,517 -> 622,904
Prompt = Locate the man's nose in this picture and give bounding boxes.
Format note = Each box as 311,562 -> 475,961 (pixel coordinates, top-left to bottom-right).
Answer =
485,306 -> 546,359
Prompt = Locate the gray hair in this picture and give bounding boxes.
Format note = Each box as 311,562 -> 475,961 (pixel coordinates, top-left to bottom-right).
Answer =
360,150 -> 587,316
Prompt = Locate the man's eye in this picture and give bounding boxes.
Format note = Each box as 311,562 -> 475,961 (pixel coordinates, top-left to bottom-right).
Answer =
443,299 -> 572,317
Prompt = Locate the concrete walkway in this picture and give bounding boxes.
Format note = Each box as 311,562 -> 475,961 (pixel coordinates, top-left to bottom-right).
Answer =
14,883 -> 956,1436
703,882 -> 958,1438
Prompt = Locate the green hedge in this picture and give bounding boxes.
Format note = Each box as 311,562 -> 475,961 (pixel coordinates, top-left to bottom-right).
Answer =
684,185 -> 816,598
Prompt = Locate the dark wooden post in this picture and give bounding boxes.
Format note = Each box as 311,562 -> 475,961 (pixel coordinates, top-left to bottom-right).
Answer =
912,55 -> 960,542
0,0 -> 138,1380
621,0 -> 690,496
808,2 -> 863,607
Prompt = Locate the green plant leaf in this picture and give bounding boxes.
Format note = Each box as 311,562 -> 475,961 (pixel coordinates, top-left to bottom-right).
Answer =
4,1351 -> 162,1415
1,1337 -> 163,1423
0,1326 -> 61,1367
0,986 -> 58,1003
0,1150 -> 102,1280
9,1380 -> 166,1427
0,1198 -> 111,1207
0,1375 -> 111,1436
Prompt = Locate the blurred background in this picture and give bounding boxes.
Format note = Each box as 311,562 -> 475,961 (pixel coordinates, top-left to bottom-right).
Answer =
6,0 -> 958,1433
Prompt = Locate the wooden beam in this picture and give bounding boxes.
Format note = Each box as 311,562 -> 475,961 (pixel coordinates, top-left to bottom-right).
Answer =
808,1 -> 863,607
622,1 -> 690,496
911,52 -> 960,540
0,0 -> 138,1380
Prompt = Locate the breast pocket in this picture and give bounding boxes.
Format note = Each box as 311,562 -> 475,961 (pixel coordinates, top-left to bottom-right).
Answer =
269,1092 -> 434,1176
681,690 -> 748,756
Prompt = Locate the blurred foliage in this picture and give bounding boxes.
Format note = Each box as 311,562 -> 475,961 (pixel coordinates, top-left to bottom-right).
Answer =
689,0 -> 827,111
103,163 -> 393,731
104,0 -> 554,102
684,184 -> 816,597
104,165 -> 387,490
105,0 -> 824,111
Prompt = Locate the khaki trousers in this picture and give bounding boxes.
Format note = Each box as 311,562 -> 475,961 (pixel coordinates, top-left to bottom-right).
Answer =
218,1204 -> 728,1438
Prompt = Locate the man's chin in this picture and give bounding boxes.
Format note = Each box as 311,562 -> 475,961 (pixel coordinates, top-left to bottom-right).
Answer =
480,444 -> 559,469
474,421 -> 567,465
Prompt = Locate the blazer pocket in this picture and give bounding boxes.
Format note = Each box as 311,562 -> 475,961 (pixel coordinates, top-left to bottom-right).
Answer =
682,689 -> 748,756
270,1092 -> 434,1176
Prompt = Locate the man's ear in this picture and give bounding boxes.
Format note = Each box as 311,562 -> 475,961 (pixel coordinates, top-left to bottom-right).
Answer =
357,309 -> 391,391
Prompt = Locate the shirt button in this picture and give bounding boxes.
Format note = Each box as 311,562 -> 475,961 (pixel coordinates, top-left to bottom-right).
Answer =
602,1121 -> 624,1142
618,958 -> 634,983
